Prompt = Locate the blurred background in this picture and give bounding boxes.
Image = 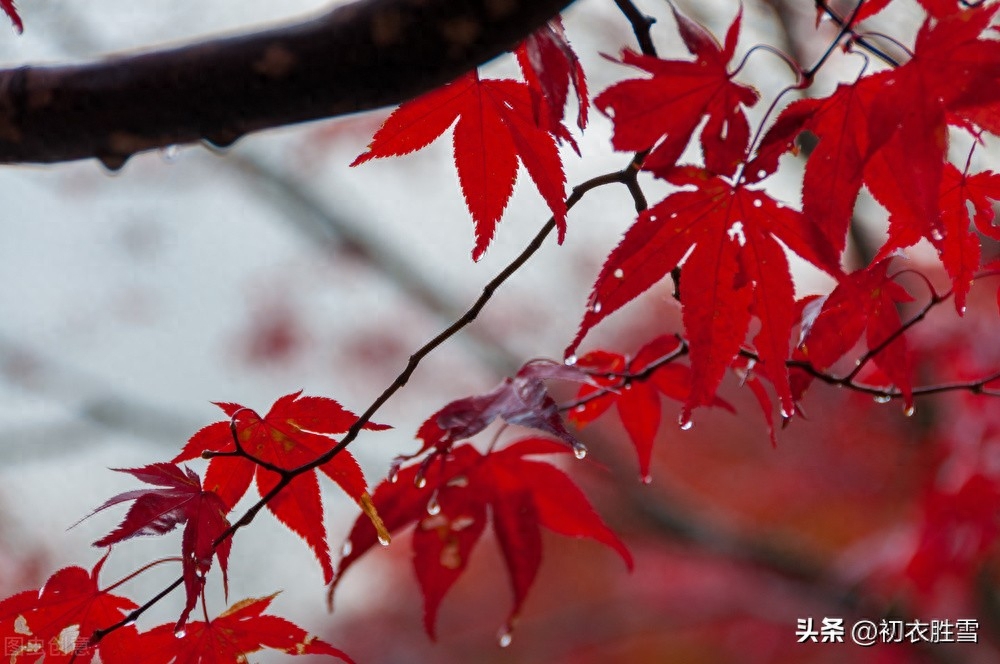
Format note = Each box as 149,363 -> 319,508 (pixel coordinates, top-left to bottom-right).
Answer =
0,0 -> 998,662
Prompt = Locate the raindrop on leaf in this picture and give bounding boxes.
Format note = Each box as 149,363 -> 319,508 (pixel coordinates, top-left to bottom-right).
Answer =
426,491 -> 441,516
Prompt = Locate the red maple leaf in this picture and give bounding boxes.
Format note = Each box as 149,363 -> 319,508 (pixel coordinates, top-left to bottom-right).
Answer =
594,6 -> 759,177
794,260 -> 914,407
756,71 -> 890,263
331,439 -> 631,639
846,0 -> 965,24
408,360 -> 595,466
85,464 -> 232,629
763,6 -> 1000,269
173,391 -> 390,584
515,16 -> 588,144
139,594 -> 353,664
352,71 -> 568,260
568,166 -> 837,422
569,336 -> 733,479
1,0 -> 21,34
0,554 -> 138,664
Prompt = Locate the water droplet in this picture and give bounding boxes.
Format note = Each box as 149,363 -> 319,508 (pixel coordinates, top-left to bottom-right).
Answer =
678,415 -> 693,431
446,475 -> 469,488
564,354 -> 578,366
377,532 -> 391,546
414,476 -> 427,489
641,474 -> 652,485
873,395 -> 891,404
624,383 -> 633,390
613,268 -> 624,279
572,442 -> 588,459
904,405 -> 915,417
757,169 -> 767,179
174,629 -> 187,639
591,302 -> 602,314
97,153 -> 130,172
388,468 -> 399,484
931,229 -> 943,241
574,404 -> 586,413
340,541 -> 353,557
959,305 -> 967,315
426,491 -> 441,516
161,144 -> 180,162
498,626 -> 513,648
753,198 -> 763,208
204,130 -> 243,149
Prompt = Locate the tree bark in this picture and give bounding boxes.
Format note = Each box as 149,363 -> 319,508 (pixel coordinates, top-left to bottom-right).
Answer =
0,0 -> 576,167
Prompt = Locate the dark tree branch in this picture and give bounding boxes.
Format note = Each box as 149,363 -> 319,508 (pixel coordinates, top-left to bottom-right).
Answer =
0,0 -> 575,167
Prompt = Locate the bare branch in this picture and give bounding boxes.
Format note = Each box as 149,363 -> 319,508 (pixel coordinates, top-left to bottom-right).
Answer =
0,0 -> 575,167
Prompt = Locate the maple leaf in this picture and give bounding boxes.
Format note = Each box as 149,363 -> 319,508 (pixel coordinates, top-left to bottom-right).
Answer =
0,554 -> 139,664
846,0 -> 963,23
594,6 -> 758,177
139,594 -> 354,664
1,0 -> 21,34
568,166 -> 837,421
331,440 -> 631,639
794,260 -> 914,407
84,463 -> 232,629
173,391 -> 390,584
764,6 -> 1000,268
756,72 -> 890,263
408,360 -> 595,464
515,16 -> 588,146
352,71 -> 568,260
569,336 -> 733,479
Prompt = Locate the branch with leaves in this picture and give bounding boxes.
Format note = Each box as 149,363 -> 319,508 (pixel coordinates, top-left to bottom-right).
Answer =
0,0 -> 574,166
5,0 -> 1000,662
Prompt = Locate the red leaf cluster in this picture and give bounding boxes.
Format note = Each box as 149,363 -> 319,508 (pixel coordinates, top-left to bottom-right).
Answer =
174,391 -> 389,583
332,439 -> 631,639
85,464 -> 231,629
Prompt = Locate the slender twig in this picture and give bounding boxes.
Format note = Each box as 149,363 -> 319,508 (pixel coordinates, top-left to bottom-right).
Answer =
814,0 -> 901,67
803,0 -> 868,79
613,0 -> 658,57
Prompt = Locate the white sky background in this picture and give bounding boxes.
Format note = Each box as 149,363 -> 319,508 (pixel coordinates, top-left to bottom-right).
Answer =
0,0 -> 959,657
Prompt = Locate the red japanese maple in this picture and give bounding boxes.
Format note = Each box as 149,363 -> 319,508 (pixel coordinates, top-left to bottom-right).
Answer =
173,391 -> 390,584
332,438 -> 631,639
6,1 -> 1000,662
138,595 -> 353,664
351,71 -> 569,260
84,463 -> 231,628
0,555 -> 138,664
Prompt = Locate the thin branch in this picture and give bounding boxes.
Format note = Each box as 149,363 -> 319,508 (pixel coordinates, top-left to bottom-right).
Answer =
0,0 -> 576,166
613,0 -> 658,57
814,0 -> 901,67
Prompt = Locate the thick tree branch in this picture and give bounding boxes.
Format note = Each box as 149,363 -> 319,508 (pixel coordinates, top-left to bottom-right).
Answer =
0,0 -> 575,167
